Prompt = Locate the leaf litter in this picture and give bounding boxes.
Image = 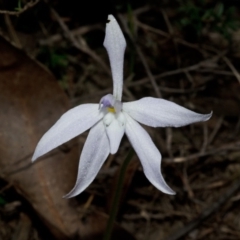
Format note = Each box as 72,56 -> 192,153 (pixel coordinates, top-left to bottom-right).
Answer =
0,1 -> 240,240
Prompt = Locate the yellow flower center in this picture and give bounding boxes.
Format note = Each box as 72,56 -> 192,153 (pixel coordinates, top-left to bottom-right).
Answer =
107,107 -> 116,113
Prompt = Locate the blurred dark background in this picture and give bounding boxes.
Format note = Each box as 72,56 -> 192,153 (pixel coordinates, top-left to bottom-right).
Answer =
0,0 -> 240,240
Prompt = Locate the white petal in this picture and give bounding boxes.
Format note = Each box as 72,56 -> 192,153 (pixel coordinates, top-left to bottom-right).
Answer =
32,104 -> 103,161
123,97 -> 212,128
124,113 -> 175,195
104,112 -> 125,154
104,15 -> 126,101
64,121 -> 109,198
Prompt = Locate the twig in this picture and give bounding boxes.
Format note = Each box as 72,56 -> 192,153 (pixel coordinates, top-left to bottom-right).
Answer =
0,0 -> 40,16
0,183 -> 13,194
83,194 -> 95,209
196,69 -> 234,76
161,9 -> 181,67
183,166 -> 194,198
132,5 -> 150,15
73,53 -> 225,105
165,141 -> 240,163
124,210 -> 192,220
222,56 -> 240,84
208,116 -> 223,145
4,14 -> 22,48
154,54 -> 224,79
233,117 -> 240,137
11,139 -> 238,176
50,8 -> 111,76
73,52 -> 225,104
166,128 -> 173,159
164,178 -> 240,240
135,19 -> 207,55
118,14 -> 162,98
200,123 -> 209,153
50,9 -> 133,100
39,24 -> 102,46
73,83 -> 205,104
136,16 -> 234,65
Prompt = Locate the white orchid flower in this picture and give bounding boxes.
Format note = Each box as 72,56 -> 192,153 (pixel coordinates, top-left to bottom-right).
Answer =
32,15 -> 212,198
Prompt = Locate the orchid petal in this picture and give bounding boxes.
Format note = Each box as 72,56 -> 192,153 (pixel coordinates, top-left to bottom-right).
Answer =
32,104 -> 103,161
104,15 -> 126,101
103,112 -> 125,154
64,121 -> 109,198
123,97 -> 212,128
124,113 -> 175,195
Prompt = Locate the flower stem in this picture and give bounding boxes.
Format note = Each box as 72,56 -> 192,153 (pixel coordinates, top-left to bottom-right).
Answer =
103,149 -> 134,240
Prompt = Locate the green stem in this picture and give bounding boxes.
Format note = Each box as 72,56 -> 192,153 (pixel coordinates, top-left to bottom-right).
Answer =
103,149 -> 134,240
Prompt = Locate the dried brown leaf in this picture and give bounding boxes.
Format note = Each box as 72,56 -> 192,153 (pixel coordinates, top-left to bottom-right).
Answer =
0,37 -> 82,239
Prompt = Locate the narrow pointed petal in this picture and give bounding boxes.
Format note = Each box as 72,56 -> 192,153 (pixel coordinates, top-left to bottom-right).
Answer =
123,97 -> 212,128
124,113 -> 175,195
64,121 -> 109,198
104,15 -> 126,101
32,104 -> 103,161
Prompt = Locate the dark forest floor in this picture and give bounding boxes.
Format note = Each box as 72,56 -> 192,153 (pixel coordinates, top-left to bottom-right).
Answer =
0,1 -> 240,240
